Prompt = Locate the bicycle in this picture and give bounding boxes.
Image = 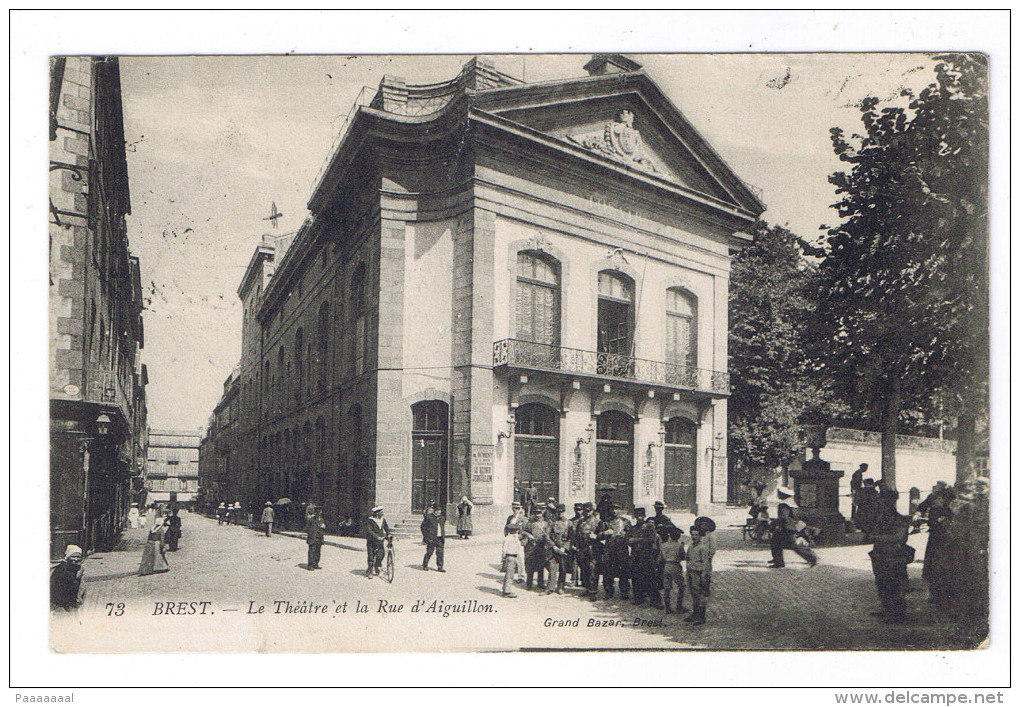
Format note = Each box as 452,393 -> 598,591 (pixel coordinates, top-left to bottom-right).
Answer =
382,537 -> 395,583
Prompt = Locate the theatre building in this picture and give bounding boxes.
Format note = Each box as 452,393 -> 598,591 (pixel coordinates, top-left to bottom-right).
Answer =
228,55 -> 763,532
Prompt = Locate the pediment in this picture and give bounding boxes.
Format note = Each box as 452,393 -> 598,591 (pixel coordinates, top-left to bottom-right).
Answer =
474,77 -> 764,215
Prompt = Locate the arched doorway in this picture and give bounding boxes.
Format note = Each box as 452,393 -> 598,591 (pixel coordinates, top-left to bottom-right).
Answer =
596,410 -> 634,508
664,416 -> 697,512
513,403 -> 560,506
411,400 -> 449,513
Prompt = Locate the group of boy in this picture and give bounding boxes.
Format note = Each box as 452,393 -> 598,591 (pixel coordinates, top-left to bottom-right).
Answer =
501,498 -> 716,625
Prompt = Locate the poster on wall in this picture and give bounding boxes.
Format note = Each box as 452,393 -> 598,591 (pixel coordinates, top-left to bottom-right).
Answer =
570,449 -> 586,494
470,445 -> 494,503
711,455 -> 728,503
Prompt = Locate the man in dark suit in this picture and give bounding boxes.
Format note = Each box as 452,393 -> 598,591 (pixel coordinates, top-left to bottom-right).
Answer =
305,505 -> 325,570
421,503 -> 446,572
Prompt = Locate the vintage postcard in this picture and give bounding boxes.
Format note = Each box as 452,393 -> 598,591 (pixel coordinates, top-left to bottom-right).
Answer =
44,47 -> 994,658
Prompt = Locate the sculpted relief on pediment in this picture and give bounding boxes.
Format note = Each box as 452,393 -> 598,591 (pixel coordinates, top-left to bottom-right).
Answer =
566,109 -> 659,175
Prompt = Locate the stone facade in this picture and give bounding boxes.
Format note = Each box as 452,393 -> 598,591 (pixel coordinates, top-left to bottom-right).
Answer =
204,56 -> 762,533
49,56 -> 148,558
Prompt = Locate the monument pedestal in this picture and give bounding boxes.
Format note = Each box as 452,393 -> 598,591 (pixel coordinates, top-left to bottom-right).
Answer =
790,456 -> 846,545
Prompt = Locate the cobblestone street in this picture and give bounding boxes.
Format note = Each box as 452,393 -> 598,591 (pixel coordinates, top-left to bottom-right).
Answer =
51,512 -> 976,653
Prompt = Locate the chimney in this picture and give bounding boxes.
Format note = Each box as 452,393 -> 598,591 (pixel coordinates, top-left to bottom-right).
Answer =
583,54 -> 643,76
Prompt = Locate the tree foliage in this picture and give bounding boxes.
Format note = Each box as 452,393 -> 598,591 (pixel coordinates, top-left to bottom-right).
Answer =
812,53 -> 989,484
728,221 -> 842,489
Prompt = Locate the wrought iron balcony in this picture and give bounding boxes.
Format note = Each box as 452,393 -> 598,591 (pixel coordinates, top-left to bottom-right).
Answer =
493,339 -> 729,395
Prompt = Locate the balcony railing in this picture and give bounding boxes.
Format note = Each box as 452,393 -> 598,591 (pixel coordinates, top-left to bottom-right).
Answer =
493,339 -> 729,395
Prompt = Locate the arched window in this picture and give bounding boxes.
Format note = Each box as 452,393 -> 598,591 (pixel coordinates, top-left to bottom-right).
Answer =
666,288 -> 697,369
664,416 -> 697,446
317,301 -> 330,392
315,417 -> 326,503
277,346 -> 286,412
352,263 -> 367,376
263,360 -> 271,402
597,409 -> 634,443
412,400 -> 449,432
514,402 -> 558,437
516,251 -> 560,347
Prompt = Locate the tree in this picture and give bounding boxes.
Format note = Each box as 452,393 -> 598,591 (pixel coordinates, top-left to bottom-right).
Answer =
728,221 -> 842,493
814,54 -> 989,487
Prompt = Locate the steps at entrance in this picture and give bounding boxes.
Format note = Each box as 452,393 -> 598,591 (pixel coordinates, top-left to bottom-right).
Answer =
389,519 -> 423,540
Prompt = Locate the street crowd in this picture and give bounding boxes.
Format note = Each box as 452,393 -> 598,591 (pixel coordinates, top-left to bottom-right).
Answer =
500,498 -> 718,625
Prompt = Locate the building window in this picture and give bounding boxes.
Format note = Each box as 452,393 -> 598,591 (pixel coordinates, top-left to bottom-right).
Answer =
665,288 -> 697,369
317,301 -> 330,392
515,251 -> 560,347
597,271 -> 634,356
412,400 -> 449,433
352,263 -> 366,376
514,403 -> 558,438
295,328 -> 304,402
277,346 -> 286,412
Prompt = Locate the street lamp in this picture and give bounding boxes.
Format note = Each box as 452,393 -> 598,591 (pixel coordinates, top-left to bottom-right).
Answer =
496,416 -> 515,442
647,424 -> 666,452
94,413 -> 113,438
576,422 -> 595,449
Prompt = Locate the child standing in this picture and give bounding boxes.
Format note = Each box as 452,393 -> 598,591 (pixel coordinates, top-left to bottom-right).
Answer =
659,526 -> 687,614
501,524 -> 524,598
685,525 -> 713,626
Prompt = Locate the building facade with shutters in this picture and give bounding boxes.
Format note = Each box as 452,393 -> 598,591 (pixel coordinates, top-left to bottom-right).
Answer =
145,429 -> 201,506
209,55 -> 763,532
49,56 -> 148,557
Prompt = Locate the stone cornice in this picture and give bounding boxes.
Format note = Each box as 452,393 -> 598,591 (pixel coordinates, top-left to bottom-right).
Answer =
257,218 -> 320,322
237,244 -> 275,301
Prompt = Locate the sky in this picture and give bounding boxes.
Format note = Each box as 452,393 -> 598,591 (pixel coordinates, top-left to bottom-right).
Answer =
118,52 -> 937,432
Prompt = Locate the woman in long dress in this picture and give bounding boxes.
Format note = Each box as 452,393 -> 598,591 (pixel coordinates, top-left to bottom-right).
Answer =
138,519 -> 169,576
456,496 -> 474,539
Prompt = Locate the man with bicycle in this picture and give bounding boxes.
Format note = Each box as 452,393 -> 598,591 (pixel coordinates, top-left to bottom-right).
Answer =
366,505 -> 392,578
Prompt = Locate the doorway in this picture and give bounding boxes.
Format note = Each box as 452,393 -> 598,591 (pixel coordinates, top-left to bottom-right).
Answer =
596,410 -> 634,508
513,403 -> 560,506
411,400 -> 449,513
664,416 -> 697,512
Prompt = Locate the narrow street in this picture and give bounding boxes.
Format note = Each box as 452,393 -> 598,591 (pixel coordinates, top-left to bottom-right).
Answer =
51,512 -> 973,653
